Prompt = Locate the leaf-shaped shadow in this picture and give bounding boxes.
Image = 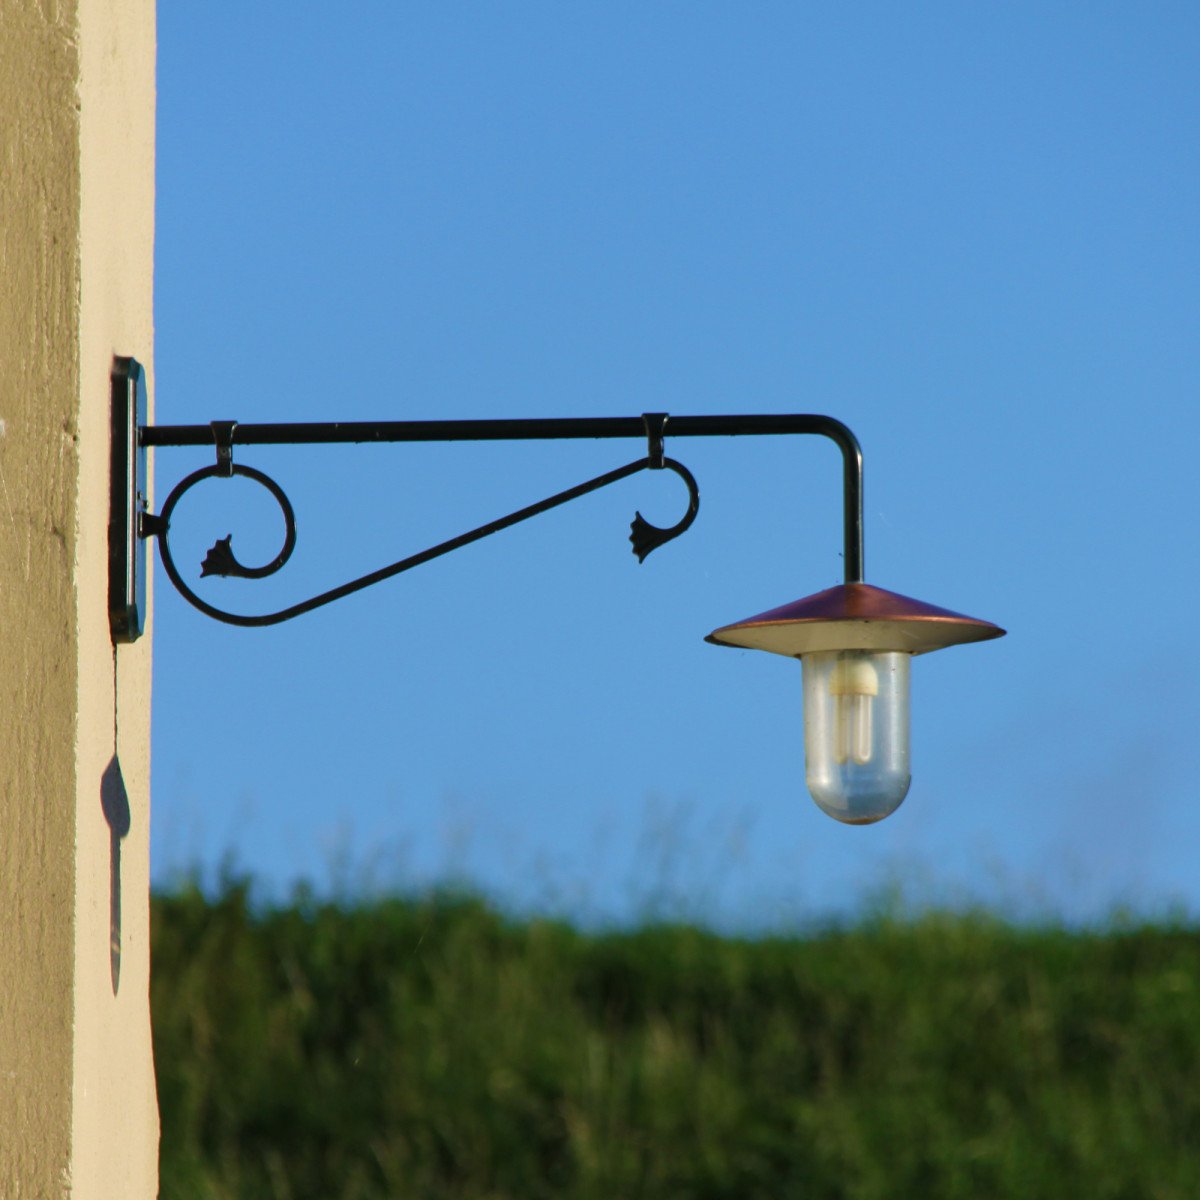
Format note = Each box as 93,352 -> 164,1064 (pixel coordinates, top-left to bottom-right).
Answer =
100,755 -> 131,995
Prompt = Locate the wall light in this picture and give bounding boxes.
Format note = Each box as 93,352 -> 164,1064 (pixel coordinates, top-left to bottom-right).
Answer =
110,356 -> 1003,825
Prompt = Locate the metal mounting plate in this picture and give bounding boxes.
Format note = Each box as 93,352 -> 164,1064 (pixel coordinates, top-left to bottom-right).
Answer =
109,356 -> 148,643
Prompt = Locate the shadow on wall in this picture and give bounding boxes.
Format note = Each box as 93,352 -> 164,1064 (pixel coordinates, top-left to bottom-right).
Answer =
100,756 -> 132,995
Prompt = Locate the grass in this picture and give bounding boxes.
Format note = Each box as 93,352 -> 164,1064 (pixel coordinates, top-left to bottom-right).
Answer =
151,880 -> 1200,1199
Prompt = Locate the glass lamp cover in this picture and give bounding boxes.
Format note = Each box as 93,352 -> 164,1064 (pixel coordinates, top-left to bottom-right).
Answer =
802,650 -> 911,824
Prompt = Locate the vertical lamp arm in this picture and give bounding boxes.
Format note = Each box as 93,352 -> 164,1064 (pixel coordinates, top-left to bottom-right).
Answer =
787,415 -> 864,584
821,416 -> 864,585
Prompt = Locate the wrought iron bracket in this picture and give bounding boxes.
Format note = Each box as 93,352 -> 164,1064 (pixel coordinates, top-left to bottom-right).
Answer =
109,355 -> 864,642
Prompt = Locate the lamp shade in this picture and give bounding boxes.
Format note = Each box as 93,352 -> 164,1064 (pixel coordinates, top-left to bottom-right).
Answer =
706,582 -> 1006,658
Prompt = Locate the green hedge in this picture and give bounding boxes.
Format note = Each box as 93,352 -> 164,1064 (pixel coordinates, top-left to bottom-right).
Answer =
151,883 -> 1200,1199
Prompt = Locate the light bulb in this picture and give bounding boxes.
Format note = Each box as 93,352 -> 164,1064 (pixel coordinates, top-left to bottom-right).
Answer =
831,656 -> 878,765
801,650 -> 911,824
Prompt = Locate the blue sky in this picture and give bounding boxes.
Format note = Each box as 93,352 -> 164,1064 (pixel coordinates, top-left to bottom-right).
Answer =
150,4 -> 1199,926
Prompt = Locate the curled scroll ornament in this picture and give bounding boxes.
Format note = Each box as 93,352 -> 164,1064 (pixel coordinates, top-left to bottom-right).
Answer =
142,454 -> 700,628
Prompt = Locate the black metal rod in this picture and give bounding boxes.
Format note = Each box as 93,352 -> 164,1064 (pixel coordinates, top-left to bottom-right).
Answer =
159,457 -> 659,628
141,413 -> 865,582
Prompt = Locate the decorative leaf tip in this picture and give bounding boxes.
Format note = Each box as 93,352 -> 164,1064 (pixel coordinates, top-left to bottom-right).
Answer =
629,512 -> 675,563
200,534 -> 238,578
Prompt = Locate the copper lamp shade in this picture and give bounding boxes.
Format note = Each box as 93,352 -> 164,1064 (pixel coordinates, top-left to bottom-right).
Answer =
706,583 -> 1006,658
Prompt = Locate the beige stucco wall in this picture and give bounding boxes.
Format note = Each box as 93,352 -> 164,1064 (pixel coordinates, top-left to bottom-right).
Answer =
0,1 -> 157,1196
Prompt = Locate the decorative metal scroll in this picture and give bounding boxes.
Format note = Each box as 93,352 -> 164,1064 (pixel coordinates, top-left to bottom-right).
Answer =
141,453 -> 699,628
